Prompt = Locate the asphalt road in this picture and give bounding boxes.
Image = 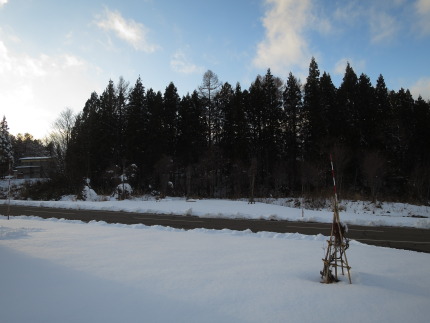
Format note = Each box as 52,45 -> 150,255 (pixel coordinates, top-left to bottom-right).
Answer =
1,204 -> 429,253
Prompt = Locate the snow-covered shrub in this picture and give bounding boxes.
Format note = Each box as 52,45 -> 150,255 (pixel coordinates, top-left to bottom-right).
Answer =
113,182 -> 133,200
80,178 -> 99,201
81,185 -> 99,201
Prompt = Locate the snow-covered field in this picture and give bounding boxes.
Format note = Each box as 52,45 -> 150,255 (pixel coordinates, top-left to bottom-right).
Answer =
1,194 -> 430,322
1,216 -> 430,323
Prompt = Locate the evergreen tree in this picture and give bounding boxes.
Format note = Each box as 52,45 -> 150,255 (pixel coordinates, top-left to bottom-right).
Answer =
319,72 -> 337,141
282,73 -> 302,191
247,75 -> 265,162
0,116 -> 13,176
145,89 -> 164,172
337,62 -> 358,147
96,80 -> 119,187
374,74 -> 391,151
222,83 -> 250,196
66,92 -> 100,187
408,96 -> 430,201
214,82 -> 234,148
124,76 -> 147,183
177,91 -> 206,166
11,133 -> 47,162
391,88 -> 415,171
162,82 -> 180,157
356,73 -> 375,149
230,83 -> 249,163
410,96 -> 430,166
336,63 -> 361,191
115,77 -> 129,169
262,69 -> 283,181
302,57 -> 322,161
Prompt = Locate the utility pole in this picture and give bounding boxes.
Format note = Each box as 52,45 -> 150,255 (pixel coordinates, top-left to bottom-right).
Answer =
7,160 -> 11,220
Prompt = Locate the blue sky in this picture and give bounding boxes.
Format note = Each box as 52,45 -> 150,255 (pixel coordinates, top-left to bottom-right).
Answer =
1,0 -> 429,139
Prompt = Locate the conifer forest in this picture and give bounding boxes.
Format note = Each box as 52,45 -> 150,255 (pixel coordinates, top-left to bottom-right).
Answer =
3,58 -> 430,203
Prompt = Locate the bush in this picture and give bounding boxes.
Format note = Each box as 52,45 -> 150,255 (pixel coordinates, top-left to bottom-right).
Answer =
20,175 -> 71,200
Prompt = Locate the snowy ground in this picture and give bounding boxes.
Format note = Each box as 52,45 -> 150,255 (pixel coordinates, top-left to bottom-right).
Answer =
1,192 -> 430,322
1,216 -> 430,323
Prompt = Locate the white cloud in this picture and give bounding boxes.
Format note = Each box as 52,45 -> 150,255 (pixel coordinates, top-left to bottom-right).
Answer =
253,0 -> 313,75
170,50 -> 203,75
0,39 -> 101,138
333,1 -> 363,23
415,0 -> 430,35
95,8 -> 159,53
334,1 -> 403,44
369,10 -> 399,44
410,77 -> 430,100
0,0 -> 8,8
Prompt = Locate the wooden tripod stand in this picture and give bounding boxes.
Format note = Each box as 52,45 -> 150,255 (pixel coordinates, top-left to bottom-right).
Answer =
320,207 -> 352,284
320,154 -> 352,284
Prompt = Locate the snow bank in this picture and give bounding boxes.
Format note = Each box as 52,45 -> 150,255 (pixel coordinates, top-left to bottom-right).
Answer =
1,197 -> 429,228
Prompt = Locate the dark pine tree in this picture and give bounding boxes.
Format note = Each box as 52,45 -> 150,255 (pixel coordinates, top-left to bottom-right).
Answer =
392,88 -> 415,171
146,89 -> 165,174
319,72 -> 337,144
282,72 -> 302,192
302,57 -> 322,162
337,62 -> 359,148
410,96 -> 430,166
98,80 -> 118,174
0,116 -> 13,177
177,91 -> 206,166
336,63 -> 360,192
262,69 -> 283,185
225,83 -> 250,196
124,76 -> 147,185
162,82 -> 180,158
66,91 -> 100,188
356,73 -> 376,149
408,96 -> 430,201
230,83 -> 249,163
374,74 -> 391,152
247,76 -> 265,170
215,82 -> 234,150
385,88 -> 415,196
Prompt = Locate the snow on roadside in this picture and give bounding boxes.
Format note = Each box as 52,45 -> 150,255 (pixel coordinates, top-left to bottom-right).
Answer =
1,216 -> 429,323
1,196 -> 429,228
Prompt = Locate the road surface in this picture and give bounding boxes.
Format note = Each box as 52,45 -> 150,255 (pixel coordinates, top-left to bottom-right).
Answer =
1,204 -> 429,253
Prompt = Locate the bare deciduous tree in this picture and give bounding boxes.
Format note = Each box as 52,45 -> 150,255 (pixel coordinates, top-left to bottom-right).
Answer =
199,70 -> 221,147
199,70 -> 220,102
47,107 -> 76,173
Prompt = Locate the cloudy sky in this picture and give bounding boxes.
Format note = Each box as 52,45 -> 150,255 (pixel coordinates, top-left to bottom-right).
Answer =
1,0 -> 429,139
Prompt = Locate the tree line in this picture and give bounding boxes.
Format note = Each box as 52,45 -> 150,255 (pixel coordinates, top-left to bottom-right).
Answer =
2,57 -> 430,203
62,58 -> 430,202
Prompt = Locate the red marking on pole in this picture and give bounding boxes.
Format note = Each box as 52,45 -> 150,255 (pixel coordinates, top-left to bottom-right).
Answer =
330,154 -> 339,207
330,154 -> 337,193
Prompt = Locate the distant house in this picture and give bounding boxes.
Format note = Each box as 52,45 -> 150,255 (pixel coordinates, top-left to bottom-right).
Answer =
14,157 -> 55,179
